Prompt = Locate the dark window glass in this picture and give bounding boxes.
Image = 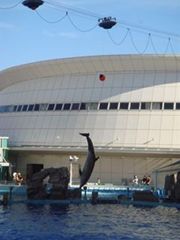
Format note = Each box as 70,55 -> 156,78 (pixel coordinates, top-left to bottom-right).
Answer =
80,103 -> 86,110
48,104 -> 55,111
176,103 -> 180,110
164,102 -> 174,110
63,103 -> 71,110
109,102 -> 118,110
22,105 -> 28,111
152,102 -> 162,110
55,104 -> 63,111
28,104 -> 34,111
17,105 -> 23,112
120,102 -> 129,110
130,102 -> 140,110
13,105 -> 18,112
141,102 -> 151,110
34,104 -> 40,111
71,103 -> 80,110
99,102 -> 108,110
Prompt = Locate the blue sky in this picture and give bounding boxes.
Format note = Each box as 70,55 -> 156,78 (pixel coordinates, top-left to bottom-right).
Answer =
0,0 -> 180,70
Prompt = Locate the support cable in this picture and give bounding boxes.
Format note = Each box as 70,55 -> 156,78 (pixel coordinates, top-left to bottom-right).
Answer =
35,10 -> 67,24
0,0 -> 22,9
128,30 -> 151,54
45,0 -> 101,19
67,13 -> 98,32
107,28 -> 129,46
149,35 -> 159,55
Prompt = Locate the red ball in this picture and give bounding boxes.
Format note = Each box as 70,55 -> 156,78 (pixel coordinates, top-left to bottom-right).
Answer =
99,74 -> 106,81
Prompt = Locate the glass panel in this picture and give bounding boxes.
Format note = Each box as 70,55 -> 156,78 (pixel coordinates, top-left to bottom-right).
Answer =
28,104 -> 34,111
120,102 -> 129,110
109,102 -> 119,110
152,102 -> 162,110
87,102 -> 98,110
39,104 -> 48,111
141,102 -> 151,110
80,103 -> 86,110
55,104 -> 63,111
164,102 -> 174,110
48,104 -> 55,111
176,103 -> 180,110
34,104 -> 40,111
13,105 -> 18,112
22,105 -> 28,112
17,105 -> 23,112
130,102 -> 140,110
71,103 -> 80,110
63,103 -> 71,110
99,102 -> 108,110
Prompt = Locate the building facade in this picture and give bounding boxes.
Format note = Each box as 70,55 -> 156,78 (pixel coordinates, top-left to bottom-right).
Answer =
0,55 -> 180,186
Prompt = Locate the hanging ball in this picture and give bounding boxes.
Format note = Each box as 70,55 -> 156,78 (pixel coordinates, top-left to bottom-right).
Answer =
99,74 -> 106,81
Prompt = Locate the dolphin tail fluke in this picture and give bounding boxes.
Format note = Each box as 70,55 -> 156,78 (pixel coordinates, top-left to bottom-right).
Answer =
80,133 -> 90,137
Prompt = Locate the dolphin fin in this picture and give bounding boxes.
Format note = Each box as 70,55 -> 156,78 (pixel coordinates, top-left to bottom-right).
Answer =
80,133 -> 90,137
79,165 -> 82,176
95,156 -> 99,162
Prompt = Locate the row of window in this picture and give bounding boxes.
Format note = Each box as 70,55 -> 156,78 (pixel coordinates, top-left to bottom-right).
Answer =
0,101 -> 180,113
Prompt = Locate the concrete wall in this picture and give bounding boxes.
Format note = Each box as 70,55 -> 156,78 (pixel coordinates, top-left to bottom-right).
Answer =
10,150 -> 177,187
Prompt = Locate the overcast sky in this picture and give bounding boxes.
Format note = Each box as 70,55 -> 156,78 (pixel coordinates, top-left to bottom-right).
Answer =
0,0 -> 180,70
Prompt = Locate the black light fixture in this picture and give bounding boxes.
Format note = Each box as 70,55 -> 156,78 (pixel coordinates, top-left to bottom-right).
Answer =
98,17 -> 117,29
22,0 -> 44,10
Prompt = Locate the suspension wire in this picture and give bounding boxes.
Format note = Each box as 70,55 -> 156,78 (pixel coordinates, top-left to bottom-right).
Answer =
118,19 -> 180,40
0,0 -> 22,9
44,0 -> 101,19
67,13 -> 98,33
168,38 -> 176,55
45,1 -> 180,41
163,38 -> 172,55
149,35 -> 159,55
107,28 -> 129,46
35,10 -> 67,24
128,30 -> 151,54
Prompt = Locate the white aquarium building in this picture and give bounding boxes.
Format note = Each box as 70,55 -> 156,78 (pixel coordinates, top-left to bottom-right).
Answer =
0,54 -> 180,186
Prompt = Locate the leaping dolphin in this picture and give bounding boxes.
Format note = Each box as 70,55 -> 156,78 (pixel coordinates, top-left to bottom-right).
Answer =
79,133 -> 99,188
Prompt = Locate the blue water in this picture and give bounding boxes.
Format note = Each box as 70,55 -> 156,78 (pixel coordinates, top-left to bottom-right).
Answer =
0,203 -> 179,240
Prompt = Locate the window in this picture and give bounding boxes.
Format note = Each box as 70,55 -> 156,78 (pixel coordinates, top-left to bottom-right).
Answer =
109,102 -> 119,110
63,103 -> 71,110
48,104 -> 55,111
71,103 -> 80,110
176,103 -> 180,110
13,105 -> 18,112
80,103 -> 86,110
28,104 -> 34,111
55,104 -> 62,111
0,105 -> 14,112
130,102 -> 140,110
120,102 -> 129,110
152,102 -> 162,110
87,102 -> 98,110
99,102 -> 108,110
22,105 -> 28,112
34,104 -> 40,111
141,102 -> 151,110
39,104 -> 48,111
164,102 -> 174,110
17,105 -> 23,112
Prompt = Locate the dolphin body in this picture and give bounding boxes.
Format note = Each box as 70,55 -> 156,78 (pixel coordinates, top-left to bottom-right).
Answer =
79,133 -> 99,188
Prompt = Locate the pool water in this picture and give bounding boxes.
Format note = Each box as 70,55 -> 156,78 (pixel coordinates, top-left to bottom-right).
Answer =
0,203 -> 179,240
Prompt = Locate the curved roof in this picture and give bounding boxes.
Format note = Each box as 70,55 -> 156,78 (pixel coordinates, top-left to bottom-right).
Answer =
0,54 -> 180,91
